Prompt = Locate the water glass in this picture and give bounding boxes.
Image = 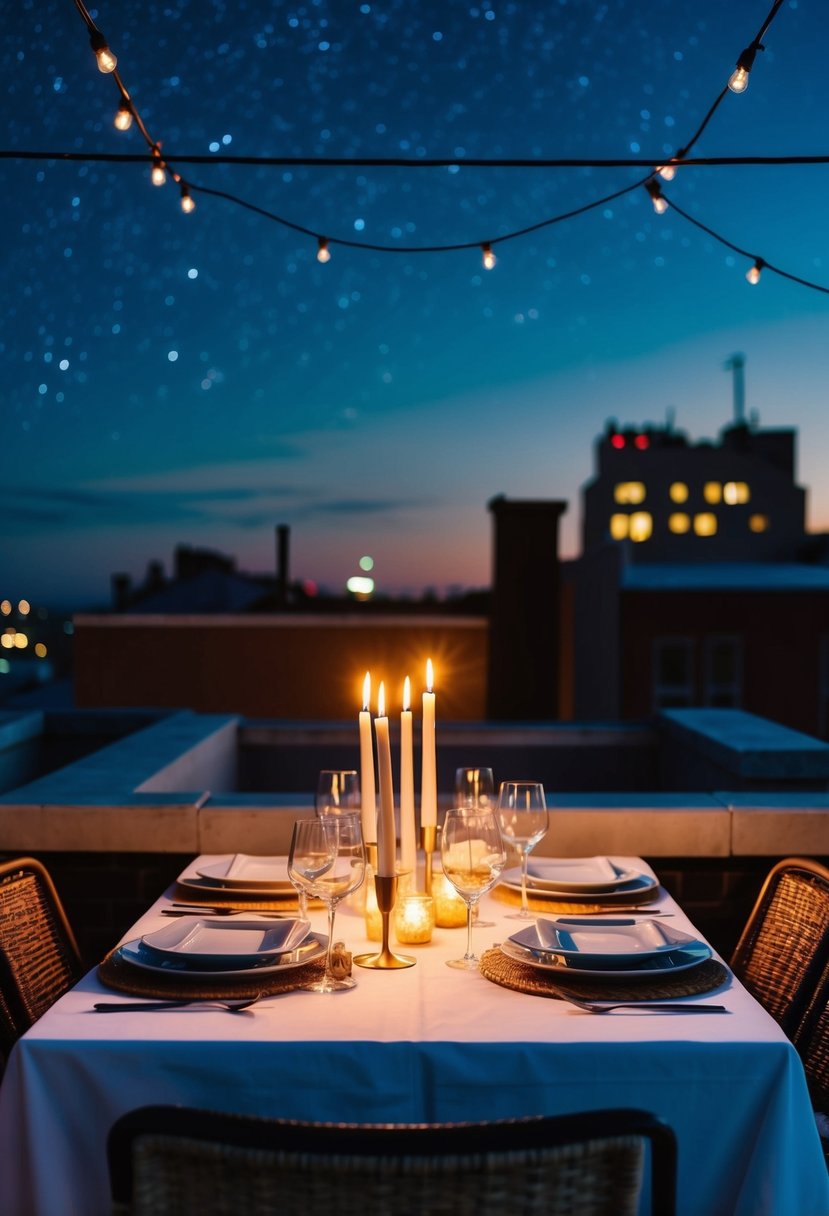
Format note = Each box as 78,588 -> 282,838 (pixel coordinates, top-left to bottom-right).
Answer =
496,781 -> 548,919
440,808 -> 506,970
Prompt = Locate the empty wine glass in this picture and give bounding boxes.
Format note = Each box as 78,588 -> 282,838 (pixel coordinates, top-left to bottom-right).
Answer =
315,770 -> 361,816
440,808 -> 507,970
496,781 -> 549,920
453,766 -> 495,810
288,815 -> 366,992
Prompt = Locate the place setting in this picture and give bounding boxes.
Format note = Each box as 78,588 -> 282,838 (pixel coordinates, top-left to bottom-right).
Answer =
96,911 -> 329,1003
494,853 -> 666,915
172,853 -> 302,912
481,911 -> 730,1006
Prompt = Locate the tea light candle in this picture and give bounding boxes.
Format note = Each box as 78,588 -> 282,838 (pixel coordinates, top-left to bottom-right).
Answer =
374,682 -> 396,877
420,658 -> 437,829
359,671 -> 376,845
432,868 -> 468,928
394,892 -> 435,944
399,676 -> 416,874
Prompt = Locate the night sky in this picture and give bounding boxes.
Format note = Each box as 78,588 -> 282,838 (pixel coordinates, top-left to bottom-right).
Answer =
3,0 -> 828,609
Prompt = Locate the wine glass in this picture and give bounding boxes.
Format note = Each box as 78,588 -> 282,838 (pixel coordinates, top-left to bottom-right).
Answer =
288,815 -> 366,992
440,808 -> 507,970
453,767 -> 496,926
315,770 -> 361,816
453,767 -> 495,810
496,781 -> 549,920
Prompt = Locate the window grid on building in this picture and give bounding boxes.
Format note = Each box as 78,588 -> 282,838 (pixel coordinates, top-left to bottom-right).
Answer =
652,637 -> 695,710
703,636 -> 742,708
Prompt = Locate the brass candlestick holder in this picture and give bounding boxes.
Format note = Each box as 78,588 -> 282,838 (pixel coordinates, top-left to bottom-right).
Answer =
354,875 -> 415,969
420,824 -> 437,895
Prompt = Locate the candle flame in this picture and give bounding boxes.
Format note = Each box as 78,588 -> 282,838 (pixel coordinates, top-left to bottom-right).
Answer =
378,680 -> 385,718
426,658 -> 434,693
362,670 -> 371,711
403,675 -> 411,712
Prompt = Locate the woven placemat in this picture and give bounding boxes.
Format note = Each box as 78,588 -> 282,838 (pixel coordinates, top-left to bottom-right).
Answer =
172,881 -> 304,912
97,945 -> 325,1000
491,885 -> 664,915
479,947 -> 729,1001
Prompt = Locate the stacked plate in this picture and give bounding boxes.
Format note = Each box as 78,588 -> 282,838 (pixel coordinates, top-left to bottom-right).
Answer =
176,854 -> 296,898
501,915 -> 711,980
499,855 -> 660,905
116,917 -> 326,979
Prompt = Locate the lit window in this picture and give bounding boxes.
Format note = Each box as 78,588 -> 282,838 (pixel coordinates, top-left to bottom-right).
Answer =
0,600 -> 11,616
614,482 -> 646,505
703,482 -> 722,504
35,642 -> 48,658
749,514 -> 770,533
610,514 -> 629,540
669,482 -> 688,503
669,513 -> 691,534
694,513 -> 718,537
723,481 -> 750,505
629,512 -> 653,542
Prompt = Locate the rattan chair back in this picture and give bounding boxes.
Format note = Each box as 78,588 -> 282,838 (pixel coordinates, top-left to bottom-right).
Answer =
793,953 -> 829,1114
108,1105 -> 677,1216
730,856 -> 829,1036
0,856 -> 82,1059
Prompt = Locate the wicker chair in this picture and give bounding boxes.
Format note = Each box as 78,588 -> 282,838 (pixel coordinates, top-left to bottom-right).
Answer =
0,856 -> 83,1065
729,857 -> 829,1037
107,1105 -> 677,1216
793,955 -> 829,1163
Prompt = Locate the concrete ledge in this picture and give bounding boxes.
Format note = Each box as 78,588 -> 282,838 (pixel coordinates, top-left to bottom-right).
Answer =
661,708 -> 829,780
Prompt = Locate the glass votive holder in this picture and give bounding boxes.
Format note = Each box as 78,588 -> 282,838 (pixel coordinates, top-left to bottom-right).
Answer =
394,892 -> 435,944
432,868 -> 468,928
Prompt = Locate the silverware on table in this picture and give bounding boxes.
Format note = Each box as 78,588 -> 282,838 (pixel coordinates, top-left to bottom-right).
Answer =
553,994 -> 728,1014
93,995 -> 262,1013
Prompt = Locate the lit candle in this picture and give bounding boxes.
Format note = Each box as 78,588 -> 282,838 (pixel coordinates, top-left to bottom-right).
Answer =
394,892 -> 435,944
420,658 -> 437,829
374,681 -> 397,877
399,676 -> 416,875
359,671 -> 376,845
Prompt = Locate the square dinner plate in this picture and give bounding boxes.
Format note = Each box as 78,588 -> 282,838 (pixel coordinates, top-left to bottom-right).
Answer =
141,917 -> 311,966
194,854 -> 294,892
524,857 -> 640,892
510,916 -> 699,964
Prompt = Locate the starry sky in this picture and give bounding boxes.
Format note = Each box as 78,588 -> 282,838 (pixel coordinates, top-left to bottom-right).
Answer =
3,0 -> 829,609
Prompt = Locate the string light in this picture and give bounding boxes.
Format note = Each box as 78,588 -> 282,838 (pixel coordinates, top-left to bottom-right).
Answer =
150,148 -> 166,187
54,0 -> 828,297
88,27 -> 117,74
746,258 -> 765,285
645,179 -> 669,215
113,101 -> 132,131
728,44 -> 760,94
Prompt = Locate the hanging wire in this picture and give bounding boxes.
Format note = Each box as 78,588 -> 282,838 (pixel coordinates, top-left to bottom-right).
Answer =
22,0 -> 819,295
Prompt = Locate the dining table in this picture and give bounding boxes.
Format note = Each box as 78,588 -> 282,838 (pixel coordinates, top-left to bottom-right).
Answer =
0,853 -> 827,1216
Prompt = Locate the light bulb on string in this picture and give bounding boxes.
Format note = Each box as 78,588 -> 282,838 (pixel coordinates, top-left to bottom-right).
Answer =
179,183 -> 195,213
151,148 -> 166,187
481,242 -> 496,270
746,258 -> 764,285
113,101 -> 133,131
89,28 -> 117,73
728,43 -> 761,93
316,237 -> 331,263
656,153 -> 683,182
645,179 -> 668,215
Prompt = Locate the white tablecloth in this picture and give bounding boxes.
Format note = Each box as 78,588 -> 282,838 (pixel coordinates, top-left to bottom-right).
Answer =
0,857 -> 826,1216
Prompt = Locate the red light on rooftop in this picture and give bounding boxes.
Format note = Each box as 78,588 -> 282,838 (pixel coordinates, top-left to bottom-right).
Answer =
611,434 -> 625,449
635,435 -> 650,450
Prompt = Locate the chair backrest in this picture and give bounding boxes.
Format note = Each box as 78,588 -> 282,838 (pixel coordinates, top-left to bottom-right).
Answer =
108,1104 -> 677,1216
0,856 -> 82,1059
730,856 -> 829,1036
793,952 -> 829,1114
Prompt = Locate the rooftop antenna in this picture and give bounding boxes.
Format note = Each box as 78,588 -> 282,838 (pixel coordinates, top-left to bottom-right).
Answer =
723,353 -> 746,426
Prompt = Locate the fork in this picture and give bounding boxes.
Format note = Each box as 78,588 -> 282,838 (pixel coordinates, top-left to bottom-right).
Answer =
553,994 -> 728,1014
92,995 -> 263,1013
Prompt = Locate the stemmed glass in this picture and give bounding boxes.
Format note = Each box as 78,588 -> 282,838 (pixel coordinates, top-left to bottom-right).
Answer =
454,766 -> 495,810
454,767 -> 496,926
288,815 -> 366,992
316,770 -> 361,817
496,781 -> 549,920
440,808 -> 507,970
